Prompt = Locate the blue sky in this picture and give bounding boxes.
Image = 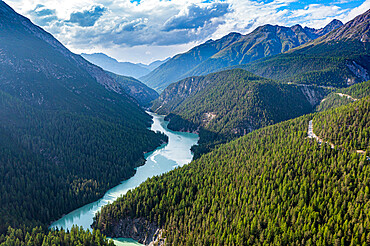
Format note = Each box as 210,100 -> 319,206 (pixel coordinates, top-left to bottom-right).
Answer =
4,0 -> 369,63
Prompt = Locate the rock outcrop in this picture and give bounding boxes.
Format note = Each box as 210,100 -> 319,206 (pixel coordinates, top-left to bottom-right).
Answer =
109,218 -> 165,245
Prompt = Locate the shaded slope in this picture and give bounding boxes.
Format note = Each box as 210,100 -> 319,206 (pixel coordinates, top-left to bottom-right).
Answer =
0,1 -> 166,233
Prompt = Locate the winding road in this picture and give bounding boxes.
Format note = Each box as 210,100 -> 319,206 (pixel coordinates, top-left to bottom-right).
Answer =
336,93 -> 358,101
308,120 -> 369,160
307,120 -> 334,148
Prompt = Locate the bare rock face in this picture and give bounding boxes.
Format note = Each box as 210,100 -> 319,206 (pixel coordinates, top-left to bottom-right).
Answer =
346,61 -> 370,83
299,85 -> 328,107
304,19 -> 343,38
109,218 -> 164,245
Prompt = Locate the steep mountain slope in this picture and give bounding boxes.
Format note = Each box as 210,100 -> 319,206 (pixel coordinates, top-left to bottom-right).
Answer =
238,9 -> 370,88
317,80 -> 370,111
152,69 -> 328,157
106,71 -> 158,107
95,97 -> 370,246
142,20 -> 342,92
0,1 -> 166,233
82,53 -> 154,78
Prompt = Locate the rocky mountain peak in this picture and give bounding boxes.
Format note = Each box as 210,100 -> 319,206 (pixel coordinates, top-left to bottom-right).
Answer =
320,9 -> 369,42
291,24 -> 304,31
317,19 -> 344,35
303,19 -> 343,39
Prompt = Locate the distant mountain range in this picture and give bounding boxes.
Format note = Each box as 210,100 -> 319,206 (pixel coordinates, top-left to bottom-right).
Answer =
81,53 -> 170,79
141,19 -> 343,92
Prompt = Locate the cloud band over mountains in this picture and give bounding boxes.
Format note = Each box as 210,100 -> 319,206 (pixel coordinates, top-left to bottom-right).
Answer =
6,0 -> 369,62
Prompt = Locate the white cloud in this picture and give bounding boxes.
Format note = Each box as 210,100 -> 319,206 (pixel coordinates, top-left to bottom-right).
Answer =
343,0 -> 370,22
3,0 -> 368,63
286,4 -> 346,28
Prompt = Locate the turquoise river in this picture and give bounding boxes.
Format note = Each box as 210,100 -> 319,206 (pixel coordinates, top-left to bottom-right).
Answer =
50,112 -> 199,245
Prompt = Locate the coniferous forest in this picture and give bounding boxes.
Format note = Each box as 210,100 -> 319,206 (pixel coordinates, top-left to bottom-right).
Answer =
152,69 -> 328,157
0,226 -> 114,246
95,97 -> 370,245
0,82 -> 168,234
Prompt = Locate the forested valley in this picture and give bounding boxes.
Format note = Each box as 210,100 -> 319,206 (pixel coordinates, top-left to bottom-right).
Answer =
1,1 -> 369,245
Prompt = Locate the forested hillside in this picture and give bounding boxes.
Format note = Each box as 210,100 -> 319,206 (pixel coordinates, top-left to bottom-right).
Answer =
0,1 -> 166,235
141,20 -> 342,92
0,90 -> 167,233
316,80 -> 370,111
314,98 -> 370,152
238,9 -> 370,88
95,97 -> 370,245
106,71 -> 159,107
152,69 -> 327,157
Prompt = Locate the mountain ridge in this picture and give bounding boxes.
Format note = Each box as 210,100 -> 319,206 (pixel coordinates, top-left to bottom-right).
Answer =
105,71 -> 159,107
140,32 -> 243,91
235,9 -> 370,88
0,1 -> 122,93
